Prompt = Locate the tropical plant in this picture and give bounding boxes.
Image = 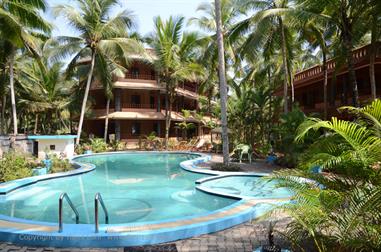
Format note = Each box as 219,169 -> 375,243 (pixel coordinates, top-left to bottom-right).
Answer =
269,100 -> 381,251
146,15 -> 205,149
233,0 -> 298,113
0,151 -> 32,182
53,0 -> 143,144
274,106 -> 312,167
175,109 -> 196,140
88,138 -> 108,153
0,0 -> 51,136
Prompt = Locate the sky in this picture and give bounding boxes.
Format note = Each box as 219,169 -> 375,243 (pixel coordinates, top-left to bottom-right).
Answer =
47,0 -> 207,37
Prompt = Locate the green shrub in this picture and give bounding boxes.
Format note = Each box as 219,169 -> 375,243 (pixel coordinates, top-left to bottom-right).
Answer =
108,140 -> 126,151
0,152 -> 33,182
49,155 -> 73,173
89,138 -> 107,153
211,163 -> 241,172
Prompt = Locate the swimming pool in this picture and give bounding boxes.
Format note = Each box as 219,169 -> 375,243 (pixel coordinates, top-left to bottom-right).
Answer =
0,152 -> 292,247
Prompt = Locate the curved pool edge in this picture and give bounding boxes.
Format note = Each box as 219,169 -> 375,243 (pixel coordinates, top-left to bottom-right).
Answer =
0,151 -> 288,248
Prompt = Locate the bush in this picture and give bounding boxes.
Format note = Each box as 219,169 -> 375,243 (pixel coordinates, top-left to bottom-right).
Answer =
86,138 -> 107,153
108,140 -> 126,151
211,163 -> 241,172
0,152 -> 33,182
49,155 -> 73,173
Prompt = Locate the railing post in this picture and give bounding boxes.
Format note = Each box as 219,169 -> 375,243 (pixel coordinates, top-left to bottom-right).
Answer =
58,196 -> 63,233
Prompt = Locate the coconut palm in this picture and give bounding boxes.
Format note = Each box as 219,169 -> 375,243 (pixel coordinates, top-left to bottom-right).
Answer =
368,0 -> 381,99
53,0 -> 143,144
214,0 -> 230,165
296,0 -> 371,107
16,58 -> 74,134
146,16 -> 205,149
0,0 -> 51,136
232,0 -> 297,113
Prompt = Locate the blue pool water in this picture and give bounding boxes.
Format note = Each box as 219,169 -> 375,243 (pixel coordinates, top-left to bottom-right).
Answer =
0,153 -> 237,224
201,176 -> 292,198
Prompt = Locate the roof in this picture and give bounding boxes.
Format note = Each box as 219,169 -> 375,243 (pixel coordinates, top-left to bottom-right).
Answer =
28,135 -> 77,140
94,111 -> 207,123
113,80 -> 161,90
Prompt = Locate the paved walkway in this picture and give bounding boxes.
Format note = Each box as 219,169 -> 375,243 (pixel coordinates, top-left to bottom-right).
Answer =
0,219 -> 293,252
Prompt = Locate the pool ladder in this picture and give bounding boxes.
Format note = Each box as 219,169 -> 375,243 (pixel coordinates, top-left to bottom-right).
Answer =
58,192 -> 109,233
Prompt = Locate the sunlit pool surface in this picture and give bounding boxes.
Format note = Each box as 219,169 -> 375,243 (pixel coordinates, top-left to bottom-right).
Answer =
0,153 -> 240,224
201,175 -> 292,198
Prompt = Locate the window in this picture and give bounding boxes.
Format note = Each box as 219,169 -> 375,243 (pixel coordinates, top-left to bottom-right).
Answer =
132,123 -> 141,136
49,145 -> 56,150
131,95 -> 141,105
150,96 -> 155,109
153,123 -> 159,134
131,68 -> 139,78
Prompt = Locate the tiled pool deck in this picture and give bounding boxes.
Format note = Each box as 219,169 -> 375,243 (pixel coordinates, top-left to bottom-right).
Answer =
0,218 -> 293,251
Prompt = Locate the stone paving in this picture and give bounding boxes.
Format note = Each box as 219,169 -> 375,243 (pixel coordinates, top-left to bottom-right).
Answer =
0,218 -> 293,252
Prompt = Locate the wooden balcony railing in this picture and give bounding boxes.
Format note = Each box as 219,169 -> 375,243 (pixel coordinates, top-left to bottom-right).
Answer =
122,103 -> 156,109
294,44 -> 380,83
124,73 -> 156,80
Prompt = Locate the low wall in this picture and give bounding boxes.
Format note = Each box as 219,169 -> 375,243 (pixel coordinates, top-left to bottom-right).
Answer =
0,135 -> 33,157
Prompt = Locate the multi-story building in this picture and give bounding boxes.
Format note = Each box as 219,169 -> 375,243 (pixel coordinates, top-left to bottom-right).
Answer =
283,43 -> 381,117
83,53 -> 212,147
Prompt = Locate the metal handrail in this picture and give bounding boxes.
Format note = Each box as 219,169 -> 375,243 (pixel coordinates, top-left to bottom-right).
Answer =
94,193 -> 109,233
58,193 -> 79,233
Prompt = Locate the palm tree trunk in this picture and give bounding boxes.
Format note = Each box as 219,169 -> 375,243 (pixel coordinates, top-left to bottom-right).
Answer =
1,94 -> 6,134
279,17 -> 289,113
104,98 -> 110,142
164,86 -> 170,150
76,50 -> 96,145
322,49 -> 328,119
34,114 -> 38,134
369,18 -> 377,99
343,31 -> 359,107
215,0 -> 229,165
9,50 -> 18,136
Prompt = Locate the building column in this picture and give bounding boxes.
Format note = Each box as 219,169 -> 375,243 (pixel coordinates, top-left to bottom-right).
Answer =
157,91 -> 161,112
157,121 -> 161,137
115,120 -> 121,141
115,88 -> 121,112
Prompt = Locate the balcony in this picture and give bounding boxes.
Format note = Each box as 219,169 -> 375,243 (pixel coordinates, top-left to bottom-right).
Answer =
294,43 -> 381,86
121,103 -> 157,110
124,73 -> 156,80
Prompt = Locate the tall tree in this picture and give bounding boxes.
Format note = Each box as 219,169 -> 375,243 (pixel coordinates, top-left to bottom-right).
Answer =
215,0 -> 230,165
298,0 -> 371,107
147,16 -> 204,149
53,0 -> 143,144
232,0 -> 297,113
368,0 -> 381,99
0,0 -> 51,135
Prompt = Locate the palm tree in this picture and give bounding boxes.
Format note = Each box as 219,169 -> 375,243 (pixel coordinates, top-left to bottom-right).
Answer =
0,0 -> 51,136
215,0 -> 230,165
297,0 -> 370,107
53,0 -> 143,144
17,58 -> 74,134
146,16 -> 205,149
232,0 -> 297,113
300,20 -> 334,119
368,0 -> 381,99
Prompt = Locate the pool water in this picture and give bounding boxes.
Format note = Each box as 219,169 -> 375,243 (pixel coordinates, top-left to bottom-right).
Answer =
201,176 -> 292,198
0,153 -> 237,224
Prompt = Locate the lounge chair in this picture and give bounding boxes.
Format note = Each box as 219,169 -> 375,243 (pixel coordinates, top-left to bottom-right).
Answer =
230,144 -> 252,163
